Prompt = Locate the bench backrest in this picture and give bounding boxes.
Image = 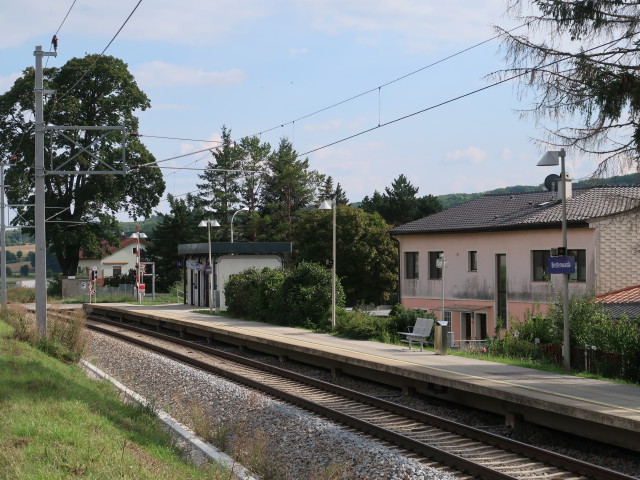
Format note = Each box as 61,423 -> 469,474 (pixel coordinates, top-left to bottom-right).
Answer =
412,317 -> 434,337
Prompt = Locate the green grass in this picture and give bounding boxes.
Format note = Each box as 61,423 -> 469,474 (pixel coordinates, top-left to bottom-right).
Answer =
0,324 -> 230,480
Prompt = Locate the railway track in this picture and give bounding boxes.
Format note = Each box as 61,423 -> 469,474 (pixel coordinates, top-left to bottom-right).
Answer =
77,311 -> 636,480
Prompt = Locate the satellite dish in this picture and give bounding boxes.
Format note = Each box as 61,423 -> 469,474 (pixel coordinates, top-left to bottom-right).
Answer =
544,174 -> 560,192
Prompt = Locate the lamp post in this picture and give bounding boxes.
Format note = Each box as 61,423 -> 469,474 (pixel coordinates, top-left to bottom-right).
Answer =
130,227 -> 148,303
537,148 -> 570,371
198,219 -> 220,313
230,206 -> 249,243
318,197 -> 336,329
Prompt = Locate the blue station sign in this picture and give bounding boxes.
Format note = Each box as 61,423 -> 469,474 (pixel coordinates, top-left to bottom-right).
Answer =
548,256 -> 576,275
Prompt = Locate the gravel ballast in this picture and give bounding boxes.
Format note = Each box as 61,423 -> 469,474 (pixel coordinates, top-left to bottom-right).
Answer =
85,331 -> 456,480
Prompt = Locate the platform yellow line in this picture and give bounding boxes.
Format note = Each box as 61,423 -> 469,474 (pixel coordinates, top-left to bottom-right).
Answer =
221,323 -> 640,415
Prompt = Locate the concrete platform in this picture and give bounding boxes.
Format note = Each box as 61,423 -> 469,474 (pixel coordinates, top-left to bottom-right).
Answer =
84,303 -> 640,453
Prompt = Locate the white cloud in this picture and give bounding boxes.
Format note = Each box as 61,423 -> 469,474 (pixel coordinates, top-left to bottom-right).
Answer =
290,47 -> 309,56
445,146 -> 487,164
0,72 -> 21,93
0,1 -> 269,49
135,62 -> 245,88
295,0 -> 514,51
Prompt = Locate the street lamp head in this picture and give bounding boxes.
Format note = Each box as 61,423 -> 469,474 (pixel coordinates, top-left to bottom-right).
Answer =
129,232 -> 148,239
537,149 -> 566,167
318,199 -> 332,210
199,219 -> 220,228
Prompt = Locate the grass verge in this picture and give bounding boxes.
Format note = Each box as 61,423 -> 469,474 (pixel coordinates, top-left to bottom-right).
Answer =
0,319 -> 231,480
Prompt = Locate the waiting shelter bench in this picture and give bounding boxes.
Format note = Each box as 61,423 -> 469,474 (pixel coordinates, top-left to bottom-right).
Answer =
398,317 -> 434,351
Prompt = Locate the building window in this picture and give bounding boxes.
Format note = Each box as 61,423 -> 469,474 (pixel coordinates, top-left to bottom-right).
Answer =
444,311 -> 451,323
532,250 -> 550,281
405,252 -> 419,279
533,249 -> 586,282
113,266 -> 122,276
429,251 -> 443,279
568,249 -> 587,282
469,251 -> 477,271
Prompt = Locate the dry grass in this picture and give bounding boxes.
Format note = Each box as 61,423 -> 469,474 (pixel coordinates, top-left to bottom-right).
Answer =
5,244 -> 35,254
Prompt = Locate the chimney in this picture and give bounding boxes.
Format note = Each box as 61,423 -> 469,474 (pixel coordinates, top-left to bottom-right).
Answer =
557,173 -> 572,201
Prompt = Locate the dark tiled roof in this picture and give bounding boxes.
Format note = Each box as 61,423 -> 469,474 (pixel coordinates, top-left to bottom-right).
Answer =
601,303 -> 640,319
390,186 -> 640,235
178,242 -> 292,256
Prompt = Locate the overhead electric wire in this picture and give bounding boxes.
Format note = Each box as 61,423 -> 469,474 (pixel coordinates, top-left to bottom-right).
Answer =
135,22 -> 530,148
54,0 -> 78,37
136,134 -> 224,143
52,0 -> 143,107
251,22 -> 530,138
296,34 -> 633,158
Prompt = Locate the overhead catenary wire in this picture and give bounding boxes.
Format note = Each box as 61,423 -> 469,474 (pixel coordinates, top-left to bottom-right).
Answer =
250,22 -> 531,139
49,0 -> 144,110
296,34 -> 634,158
133,22 -> 530,149
145,34 -> 628,171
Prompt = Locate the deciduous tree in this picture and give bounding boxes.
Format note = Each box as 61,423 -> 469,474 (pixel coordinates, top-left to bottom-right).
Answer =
0,54 -> 165,275
294,206 -> 397,305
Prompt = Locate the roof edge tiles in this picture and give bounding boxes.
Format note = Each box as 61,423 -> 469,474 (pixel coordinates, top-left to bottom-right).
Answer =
390,185 -> 640,235
178,242 -> 292,256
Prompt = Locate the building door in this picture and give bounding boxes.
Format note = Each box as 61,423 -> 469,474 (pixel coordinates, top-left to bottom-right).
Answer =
496,254 -> 507,329
463,312 -> 472,340
476,313 -> 487,339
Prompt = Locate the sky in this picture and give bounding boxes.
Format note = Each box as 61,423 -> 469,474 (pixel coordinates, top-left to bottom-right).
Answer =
1,1 -> 606,221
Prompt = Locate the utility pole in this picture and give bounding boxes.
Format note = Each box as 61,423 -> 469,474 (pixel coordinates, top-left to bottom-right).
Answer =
34,45 -> 56,336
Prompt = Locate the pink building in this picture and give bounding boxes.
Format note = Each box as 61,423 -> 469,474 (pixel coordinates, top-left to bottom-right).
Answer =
390,185 -> 640,342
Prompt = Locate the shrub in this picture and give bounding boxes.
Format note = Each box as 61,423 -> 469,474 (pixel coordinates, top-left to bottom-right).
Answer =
47,273 -> 63,297
390,304 -> 433,337
335,309 -> 392,342
279,262 -> 345,330
225,262 -> 346,330
253,268 -> 286,323
511,306 -> 560,345
225,268 -> 265,319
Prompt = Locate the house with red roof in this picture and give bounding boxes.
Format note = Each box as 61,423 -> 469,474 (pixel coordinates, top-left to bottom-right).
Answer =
390,184 -> 640,342
78,234 -> 151,286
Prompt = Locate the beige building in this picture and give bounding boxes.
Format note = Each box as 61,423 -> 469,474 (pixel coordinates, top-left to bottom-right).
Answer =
390,185 -> 640,341
78,235 -> 150,284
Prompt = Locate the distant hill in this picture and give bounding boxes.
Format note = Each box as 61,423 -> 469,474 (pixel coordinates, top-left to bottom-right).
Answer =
437,172 -> 639,210
118,217 -> 160,238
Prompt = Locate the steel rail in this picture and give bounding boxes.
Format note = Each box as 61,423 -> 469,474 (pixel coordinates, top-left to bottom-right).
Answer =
84,313 -> 635,480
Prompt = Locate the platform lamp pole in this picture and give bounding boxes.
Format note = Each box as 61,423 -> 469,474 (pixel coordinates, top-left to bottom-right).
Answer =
199,219 -> 220,314
318,197 -> 336,329
538,148 -> 570,371
230,206 -> 249,243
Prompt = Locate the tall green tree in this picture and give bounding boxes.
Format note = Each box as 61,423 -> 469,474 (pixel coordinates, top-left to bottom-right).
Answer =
361,174 -> 441,226
320,176 -> 350,205
237,135 -> 271,241
294,206 -> 397,305
145,194 -> 209,292
260,138 -> 324,241
495,1 -> 640,174
0,54 -> 165,275
197,126 -> 244,240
